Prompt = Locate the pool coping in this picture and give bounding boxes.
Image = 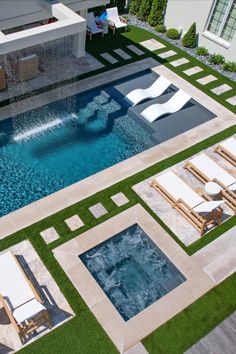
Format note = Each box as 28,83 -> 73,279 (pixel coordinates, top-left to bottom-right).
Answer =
53,204 -> 215,353
0,63 -> 235,240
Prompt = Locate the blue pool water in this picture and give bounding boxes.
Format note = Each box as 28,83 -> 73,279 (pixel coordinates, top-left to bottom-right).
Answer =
0,73 -> 157,216
80,224 -> 186,321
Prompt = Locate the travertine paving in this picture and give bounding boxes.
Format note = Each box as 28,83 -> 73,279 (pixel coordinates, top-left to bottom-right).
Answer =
124,342 -> 149,354
158,50 -> 177,59
111,192 -> 129,207
126,45 -> 145,56
183,66 -> 203,76
169,57 -> 189,67
113,48 -> 131,60
100,52 -> 118,64
226,95 -> 236,106
211,83 -> 232,95
40,227 -> 60,244
140,39 -> 165,51
89,202 -> 108,218
197,75 -> 217,85
65,215 -> 84,231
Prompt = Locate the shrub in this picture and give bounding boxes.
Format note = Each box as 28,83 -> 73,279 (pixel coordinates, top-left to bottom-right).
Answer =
109,0 -> 126,12
155,24 -> 166,33
148,0 -> 168,26
138,0 -> 153,21
129,0 -> 142,14
195,46 -> 209,56
166,28 -> 180,39
223,61 -> 236,72
182,22 -> 197,48
210,53 -> 225,65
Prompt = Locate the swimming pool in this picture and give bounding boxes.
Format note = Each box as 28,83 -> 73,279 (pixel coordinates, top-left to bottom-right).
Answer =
80,224 -> 186,321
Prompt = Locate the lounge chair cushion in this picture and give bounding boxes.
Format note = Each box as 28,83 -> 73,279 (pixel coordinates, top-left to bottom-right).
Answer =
220,137 -> 236,157
193,200 -> 223,213
13,298 -> 45,323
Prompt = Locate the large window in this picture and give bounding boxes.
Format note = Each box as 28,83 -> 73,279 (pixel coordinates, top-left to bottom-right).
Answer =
208,0 -> 236,42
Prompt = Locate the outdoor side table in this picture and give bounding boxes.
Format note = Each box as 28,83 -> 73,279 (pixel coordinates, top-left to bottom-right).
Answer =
204,181 -> 221,198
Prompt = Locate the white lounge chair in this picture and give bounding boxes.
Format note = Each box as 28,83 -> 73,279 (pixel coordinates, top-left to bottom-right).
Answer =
125,75 -> 171,106
151,170 -> 224,235
215,137 -> 236,167
106,7 -> 127,34
0,251 -> 51,343
185,153 -> 236,213
86,12 -> 104,40
141,89 -> 191,122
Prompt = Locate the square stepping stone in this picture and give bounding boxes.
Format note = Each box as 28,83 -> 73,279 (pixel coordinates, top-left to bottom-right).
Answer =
211,84 -> 232,95
113,48 -> 131,60
169,57 -> 189,67
126,44 -> 144,56
197,74 -> 217,85
111,192 -> 129,207
89,203 -> 108,218
226,95 -> 236,106
40,227 -> 59,244
183,66 -> 203,76
65,215 -> 84,231
100,52 -> 118,64
158,50 -> 177,59
140,39 -> 165,51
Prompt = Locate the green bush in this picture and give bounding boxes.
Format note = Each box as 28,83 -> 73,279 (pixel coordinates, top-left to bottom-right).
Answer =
148,0 -> 168,26
155,24 -> 166,33
109,0 -> 126,12
182,22 -> 197,48
138,0 -> 153,21
166,28 -> 180,39
210,53 -> 225,65
223,61 -> 236,72
129,0 -> 142,14
195,46 -> 209,56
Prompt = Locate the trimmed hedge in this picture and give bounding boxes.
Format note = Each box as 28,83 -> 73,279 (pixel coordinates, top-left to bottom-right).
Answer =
182,22 -> 197,48
148,0 -> 168,26
166,28 -> 180,39
138,0 -> 153,21
129,0 -> 143,14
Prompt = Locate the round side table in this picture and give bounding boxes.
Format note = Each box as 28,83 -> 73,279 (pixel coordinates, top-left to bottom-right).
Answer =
204,182 -> 221,198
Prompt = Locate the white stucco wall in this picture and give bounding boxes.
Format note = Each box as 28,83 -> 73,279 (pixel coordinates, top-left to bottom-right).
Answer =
164,0 -> 236,61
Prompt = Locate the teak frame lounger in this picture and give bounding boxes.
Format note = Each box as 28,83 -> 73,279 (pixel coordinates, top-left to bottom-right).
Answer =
0,252 -> 51,343
150,177 -> 222,236
214,138 -> 236,167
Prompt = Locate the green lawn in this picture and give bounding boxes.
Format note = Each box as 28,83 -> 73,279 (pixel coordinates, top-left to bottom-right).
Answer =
1,25 -> 236,354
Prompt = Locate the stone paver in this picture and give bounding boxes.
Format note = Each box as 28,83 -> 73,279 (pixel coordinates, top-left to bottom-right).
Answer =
65,215 -> 84,231
126,44 -> 145,56
140,38 -> 165,51
169,57 -> 189,67
111,192 -> 129,207
211,83 -> 232,95
183,66 -> 203,76
89,203 -> 108,218
158,50 -> 177,59
124,342 -> 149,354
226,95 -> 236,106
197,74 -> 217,85
113,48 -> 131,60
40,227 -> 60,244
100,52 -> 118,64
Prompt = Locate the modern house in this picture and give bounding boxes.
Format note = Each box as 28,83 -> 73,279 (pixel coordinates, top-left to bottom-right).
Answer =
165,0 -> 236,61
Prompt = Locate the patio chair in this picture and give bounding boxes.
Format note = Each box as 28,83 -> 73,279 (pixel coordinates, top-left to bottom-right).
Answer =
141,89 -> 191,122
86,12 -> 104,40
215,137 -> 236,167
106,7 -> 128,34
185,153 -> 236,213
125,75 -> 171,106
0,251 -> 51,343
151,170 -> 224,235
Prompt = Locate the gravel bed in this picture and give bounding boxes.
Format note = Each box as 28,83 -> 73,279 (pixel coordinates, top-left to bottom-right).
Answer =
128,15 -> 236,82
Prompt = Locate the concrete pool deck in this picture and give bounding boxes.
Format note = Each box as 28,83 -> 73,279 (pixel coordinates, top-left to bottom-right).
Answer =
0,60 -> 235,240
53,204 -> 215,353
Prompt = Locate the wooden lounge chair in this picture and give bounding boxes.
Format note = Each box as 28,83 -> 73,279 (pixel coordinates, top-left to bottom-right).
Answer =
0,251 -> 51,343
215,137 -> 236,167
185,153 -> 236,213
151,170 -> 224,235
106,7 -> 127,34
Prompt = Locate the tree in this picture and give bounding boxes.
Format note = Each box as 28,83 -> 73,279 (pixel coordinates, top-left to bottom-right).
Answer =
182,22 -> 197,48
138,0 -> 153,21
148,0 -> 167,27
129,0 -> 143,15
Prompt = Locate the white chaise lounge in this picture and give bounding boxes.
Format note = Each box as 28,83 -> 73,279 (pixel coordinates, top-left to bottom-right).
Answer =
125,75 -> 171,106
0,251 -> 51,343
151,170 -> 224,235
86,12 -> 104,40
185,153 -> 236,213
215,137 -> 236,167
141,89 -> 191,122
106,7 -> 128,33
